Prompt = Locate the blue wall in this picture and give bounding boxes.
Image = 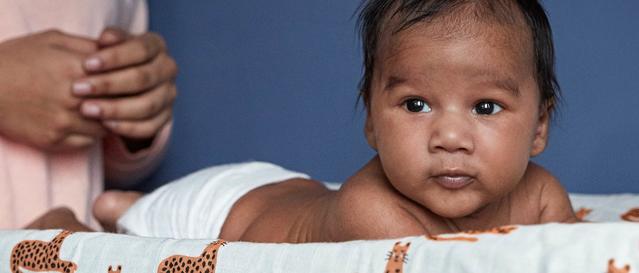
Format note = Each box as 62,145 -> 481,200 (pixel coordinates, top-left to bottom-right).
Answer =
141,1 -> 639,194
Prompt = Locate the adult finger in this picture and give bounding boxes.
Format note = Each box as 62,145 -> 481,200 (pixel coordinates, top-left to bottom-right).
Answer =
65,116 -> 109,138
55,134 -> 97,151
97,27 -> 129,48
79,83 -> 176,120
43,29 -> 98,54
39,117 -> 105,152
72,53 -> 177,96
104,109 -> 172,139
84,32 -> 166,73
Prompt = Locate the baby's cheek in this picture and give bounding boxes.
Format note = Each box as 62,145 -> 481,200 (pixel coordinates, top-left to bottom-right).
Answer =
479,132 -> 531,190
486,148 -> 530,195
376,128 -> 416,162
381,142 -> 426,176
377,145 -> 424,189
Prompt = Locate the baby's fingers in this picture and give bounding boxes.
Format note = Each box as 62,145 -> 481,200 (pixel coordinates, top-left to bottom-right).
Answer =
73,53 -> 176,96
79,83 -> 176,120
104,109 -> 172,139
84,32 -> 166,72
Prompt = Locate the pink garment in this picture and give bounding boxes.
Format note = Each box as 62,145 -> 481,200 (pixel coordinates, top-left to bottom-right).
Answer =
0,0 -> 170,229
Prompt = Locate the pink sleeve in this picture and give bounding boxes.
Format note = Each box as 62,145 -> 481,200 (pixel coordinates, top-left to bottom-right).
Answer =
103,121 -> 171,188
127,0 -> 148,35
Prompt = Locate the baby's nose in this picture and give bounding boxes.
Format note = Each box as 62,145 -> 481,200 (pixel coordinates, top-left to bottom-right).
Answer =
428,112 -> 474,154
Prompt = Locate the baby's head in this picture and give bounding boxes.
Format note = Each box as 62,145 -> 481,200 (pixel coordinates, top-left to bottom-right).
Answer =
357,0 -> 560,218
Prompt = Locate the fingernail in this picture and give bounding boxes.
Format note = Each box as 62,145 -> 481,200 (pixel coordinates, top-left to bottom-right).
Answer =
72,81 -> 92,95
105,121 -> 118,128
84,57 -> 102,71
102,32 -> 120,44
81,103 -> 101,117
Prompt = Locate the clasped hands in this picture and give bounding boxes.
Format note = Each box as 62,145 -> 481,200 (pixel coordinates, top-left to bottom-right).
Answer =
0,27 -> 177,152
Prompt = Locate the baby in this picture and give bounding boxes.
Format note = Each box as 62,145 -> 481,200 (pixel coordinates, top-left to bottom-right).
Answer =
93,0 -> 577,242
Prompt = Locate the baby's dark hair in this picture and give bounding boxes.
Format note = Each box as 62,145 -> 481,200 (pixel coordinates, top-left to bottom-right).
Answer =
357,0 -> 560,116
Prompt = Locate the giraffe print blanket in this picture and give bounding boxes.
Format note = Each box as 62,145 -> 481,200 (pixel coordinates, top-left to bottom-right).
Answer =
0,222 -> 638,273
1,193 -> 639,273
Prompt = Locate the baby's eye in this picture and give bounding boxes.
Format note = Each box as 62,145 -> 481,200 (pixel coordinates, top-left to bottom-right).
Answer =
404,98 -> 432,113
472,101 -> 503,115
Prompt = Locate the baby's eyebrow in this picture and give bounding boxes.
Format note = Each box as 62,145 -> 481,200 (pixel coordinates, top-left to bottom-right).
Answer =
471,70 -> 521,97
384,76 -> 407,91
383,69 -> 521,97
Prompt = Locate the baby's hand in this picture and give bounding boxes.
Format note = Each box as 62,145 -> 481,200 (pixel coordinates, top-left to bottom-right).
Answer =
73,27 -> 177,143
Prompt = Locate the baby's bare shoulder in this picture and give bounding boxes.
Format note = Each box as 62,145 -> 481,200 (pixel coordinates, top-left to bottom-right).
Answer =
517,162 -> 577,223
517,162 -> 557,195
331,169 -> 427,240
523,162 -> 565,200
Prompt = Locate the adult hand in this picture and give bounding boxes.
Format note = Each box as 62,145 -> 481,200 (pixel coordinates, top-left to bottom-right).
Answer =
73,27 -> 177,142
0,30 -> 107,151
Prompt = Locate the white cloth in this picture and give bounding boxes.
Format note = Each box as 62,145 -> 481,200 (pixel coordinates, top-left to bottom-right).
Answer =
569,193 -> 639,222
117,162 -> 310,239
3,222 -> 639,273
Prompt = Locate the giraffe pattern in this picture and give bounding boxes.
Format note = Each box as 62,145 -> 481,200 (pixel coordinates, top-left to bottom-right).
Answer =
608,259 -> 631,273
108,265 -> 122,273
156,240 -> 226,273
10,230 -> 77,273
621,208 -> 639,222
426,225 -> 517,242
384,241 -> 410,273
575,207 -> 592,222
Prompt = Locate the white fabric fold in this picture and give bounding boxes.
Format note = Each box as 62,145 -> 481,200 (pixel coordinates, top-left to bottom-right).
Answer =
117,162 -> 310,239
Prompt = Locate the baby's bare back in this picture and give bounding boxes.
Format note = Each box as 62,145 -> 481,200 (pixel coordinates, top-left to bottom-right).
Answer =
220,177 -> 336,242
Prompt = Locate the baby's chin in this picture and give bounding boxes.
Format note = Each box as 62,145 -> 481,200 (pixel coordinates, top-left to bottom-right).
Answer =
420,195 -> 488,219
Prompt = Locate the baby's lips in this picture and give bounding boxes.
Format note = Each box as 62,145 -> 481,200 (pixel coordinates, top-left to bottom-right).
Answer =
431,175 -> 475,190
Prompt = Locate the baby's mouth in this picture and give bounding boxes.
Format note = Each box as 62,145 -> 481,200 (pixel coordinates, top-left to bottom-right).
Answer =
431,172 -> 476,190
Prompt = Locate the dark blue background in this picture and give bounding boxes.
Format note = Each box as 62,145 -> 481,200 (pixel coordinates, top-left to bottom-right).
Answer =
140,1 -> 639,194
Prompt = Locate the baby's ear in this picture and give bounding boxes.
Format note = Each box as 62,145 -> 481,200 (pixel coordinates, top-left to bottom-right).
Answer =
531,106 -> 550,156
364,115 -> 378,150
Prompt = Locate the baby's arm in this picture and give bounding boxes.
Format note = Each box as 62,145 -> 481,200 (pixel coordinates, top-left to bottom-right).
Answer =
538,175 -> 578,223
